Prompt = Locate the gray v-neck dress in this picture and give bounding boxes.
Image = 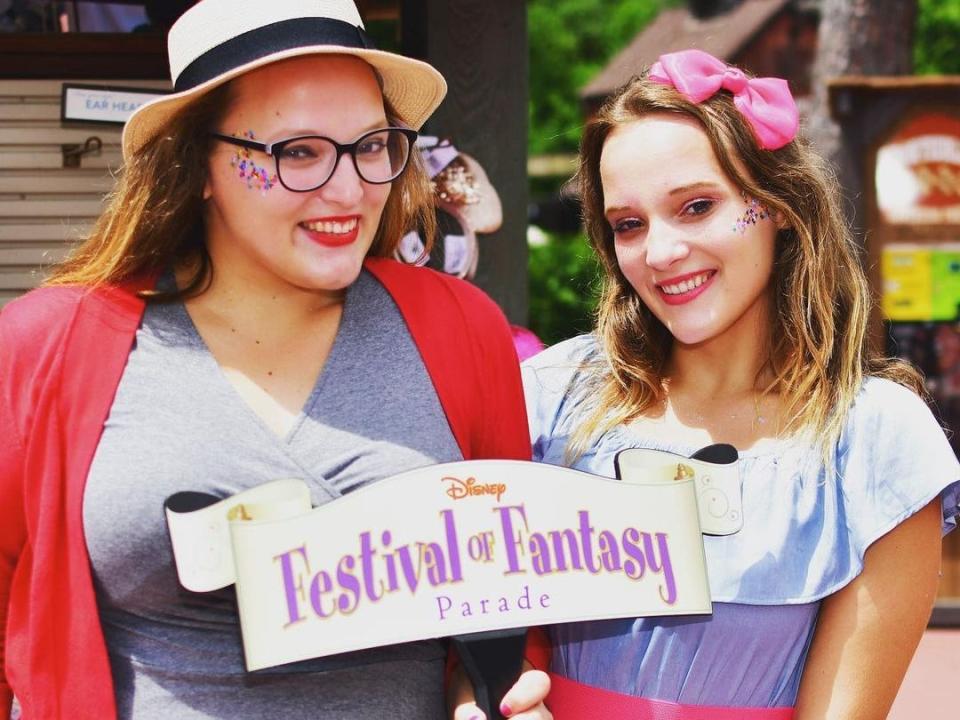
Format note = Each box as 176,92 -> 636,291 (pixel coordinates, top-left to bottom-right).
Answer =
83,271 -> 462,719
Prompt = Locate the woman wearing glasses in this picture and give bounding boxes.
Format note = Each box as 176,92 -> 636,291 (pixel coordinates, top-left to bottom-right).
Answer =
0,1 -> 549,719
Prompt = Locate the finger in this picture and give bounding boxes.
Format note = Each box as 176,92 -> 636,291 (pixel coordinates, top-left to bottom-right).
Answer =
452,700 -> 486,720
500,669 -> 551,717
505,703 -> 553,720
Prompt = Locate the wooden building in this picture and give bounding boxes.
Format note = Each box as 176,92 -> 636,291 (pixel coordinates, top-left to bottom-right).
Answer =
829,76 -> 960,621
581,0 -> 819,115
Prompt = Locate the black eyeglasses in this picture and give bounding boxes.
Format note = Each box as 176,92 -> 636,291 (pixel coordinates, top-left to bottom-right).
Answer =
209,127 -> 419,192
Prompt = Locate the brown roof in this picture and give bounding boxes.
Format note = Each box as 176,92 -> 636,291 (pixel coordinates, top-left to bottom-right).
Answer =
581,0 -> 790,100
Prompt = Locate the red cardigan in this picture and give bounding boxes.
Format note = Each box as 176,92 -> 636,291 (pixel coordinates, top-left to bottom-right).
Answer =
0,258 -> 532,719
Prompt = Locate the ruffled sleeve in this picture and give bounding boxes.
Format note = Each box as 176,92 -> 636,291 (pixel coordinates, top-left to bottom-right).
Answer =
837,378 -> 960,544
521,361 -> 960,604
711,377 -> 960,604
521,335 -> 599,464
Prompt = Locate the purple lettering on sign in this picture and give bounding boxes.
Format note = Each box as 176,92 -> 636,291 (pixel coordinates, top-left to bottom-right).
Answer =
496,505 -> 530,575
274,545 -> 310,627
309,569 -> 335,618
359,531 -> 383,603
441,509 -> 464,581
644,531 -> 677,604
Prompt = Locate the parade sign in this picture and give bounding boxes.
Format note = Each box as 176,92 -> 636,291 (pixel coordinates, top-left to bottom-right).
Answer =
165,459 -> 711,671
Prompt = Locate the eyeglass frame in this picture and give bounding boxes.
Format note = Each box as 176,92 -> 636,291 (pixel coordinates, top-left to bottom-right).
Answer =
208,127 -> 419,192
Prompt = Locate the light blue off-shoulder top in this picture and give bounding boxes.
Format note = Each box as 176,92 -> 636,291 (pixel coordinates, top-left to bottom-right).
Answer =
522,335 -> 960,707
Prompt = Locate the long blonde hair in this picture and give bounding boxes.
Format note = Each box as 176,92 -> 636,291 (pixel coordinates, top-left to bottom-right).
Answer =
568,75 -> 923,463
46,77 -> 436,296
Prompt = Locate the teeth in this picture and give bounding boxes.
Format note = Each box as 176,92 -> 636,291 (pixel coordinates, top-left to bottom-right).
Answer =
302,218 -> 358,234
660,272 -> 711,296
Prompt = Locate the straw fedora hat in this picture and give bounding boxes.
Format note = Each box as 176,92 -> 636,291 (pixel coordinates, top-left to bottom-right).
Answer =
121,0 -> 447,161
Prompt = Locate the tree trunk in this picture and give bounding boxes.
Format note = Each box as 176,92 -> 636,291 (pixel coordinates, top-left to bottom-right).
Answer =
807,0 -> 917,203
402,0 -> 529,325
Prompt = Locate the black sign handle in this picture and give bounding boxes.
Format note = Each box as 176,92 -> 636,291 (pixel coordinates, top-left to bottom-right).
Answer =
452,628 -> 527,720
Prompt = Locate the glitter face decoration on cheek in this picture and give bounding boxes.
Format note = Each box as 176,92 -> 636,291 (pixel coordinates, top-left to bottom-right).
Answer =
229,130 -> 278,193
732,195 -> 771,234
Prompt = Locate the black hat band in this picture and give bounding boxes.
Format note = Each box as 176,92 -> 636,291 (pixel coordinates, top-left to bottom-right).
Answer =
175,17 -> 376,93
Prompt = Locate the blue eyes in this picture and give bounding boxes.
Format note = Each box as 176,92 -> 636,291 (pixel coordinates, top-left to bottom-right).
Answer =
357,138 -> 388,156
279,144 -> 318,160
684,199 -> 714,216
613,218 -> 644,234
611,198 -> 717,235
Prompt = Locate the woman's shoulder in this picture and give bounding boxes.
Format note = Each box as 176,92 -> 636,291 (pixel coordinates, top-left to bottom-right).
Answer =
834,375 -> 958,546
522,334 -> 600,402
855,375 -> 928,410
364,257 -> 507,325
521,335 -> 602,450
842,376 -> 941,446
836,375 -> 957,493
0,285 -> 87,339
2,282 -> 146,370
2,281 -> 145,331
523,333 -> 600,371
701,377 -> 958,603
0,287 -> 93,403
2,283 -> 85,313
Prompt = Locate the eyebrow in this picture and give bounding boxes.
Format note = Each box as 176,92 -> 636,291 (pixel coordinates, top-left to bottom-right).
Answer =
668,181 -> 721,196
269,119 -> 391,140
604,181 -> 723,217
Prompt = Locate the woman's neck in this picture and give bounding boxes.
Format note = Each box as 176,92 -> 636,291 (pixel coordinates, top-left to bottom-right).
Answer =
668,343 -> 769,400
655,311 -> 782,449
173,260 -> 347,438
666,301 -> 773,399
175,260 -> 345,333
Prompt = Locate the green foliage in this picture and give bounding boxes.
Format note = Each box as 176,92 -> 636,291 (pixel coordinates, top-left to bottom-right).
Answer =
526,0 -> 960,152
527,1 -> 676,342
527,231 -> 602,346
914,0 -> 960,74
525,0 -> 960,344
528,0 -> 679,155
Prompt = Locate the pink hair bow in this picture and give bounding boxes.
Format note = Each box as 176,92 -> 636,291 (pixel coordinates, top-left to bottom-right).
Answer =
648,49 -> 799,150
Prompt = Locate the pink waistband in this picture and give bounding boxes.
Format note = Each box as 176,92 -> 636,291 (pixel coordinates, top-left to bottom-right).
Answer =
547,673 -> 795,720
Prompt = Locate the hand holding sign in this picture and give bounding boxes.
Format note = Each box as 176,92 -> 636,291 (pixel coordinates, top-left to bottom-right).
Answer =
453,629 -> 529,720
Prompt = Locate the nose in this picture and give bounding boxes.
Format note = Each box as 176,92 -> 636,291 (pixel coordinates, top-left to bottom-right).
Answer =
644,222 -> 690,270
317,152 -> 364,207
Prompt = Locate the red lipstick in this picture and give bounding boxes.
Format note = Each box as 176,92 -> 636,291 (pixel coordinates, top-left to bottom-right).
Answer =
300,215 -> 360,248
656,269 -> 716,306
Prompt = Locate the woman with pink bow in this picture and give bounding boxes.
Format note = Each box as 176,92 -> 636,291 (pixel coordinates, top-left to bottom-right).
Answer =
520,49 -> 960,718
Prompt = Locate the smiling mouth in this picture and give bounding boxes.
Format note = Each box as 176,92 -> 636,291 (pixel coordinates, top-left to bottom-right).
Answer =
300,218 -> 359,234
658,271 -> 715,296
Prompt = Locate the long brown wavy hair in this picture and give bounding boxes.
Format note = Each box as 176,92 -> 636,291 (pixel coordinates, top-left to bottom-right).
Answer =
46,70 -> 436,297
567,73 -> 923,464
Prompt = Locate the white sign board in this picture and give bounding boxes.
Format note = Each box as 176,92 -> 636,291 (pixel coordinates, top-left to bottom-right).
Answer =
166,459 -> 713,671
61,84 -> 168,125
875,113 -> 960,225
